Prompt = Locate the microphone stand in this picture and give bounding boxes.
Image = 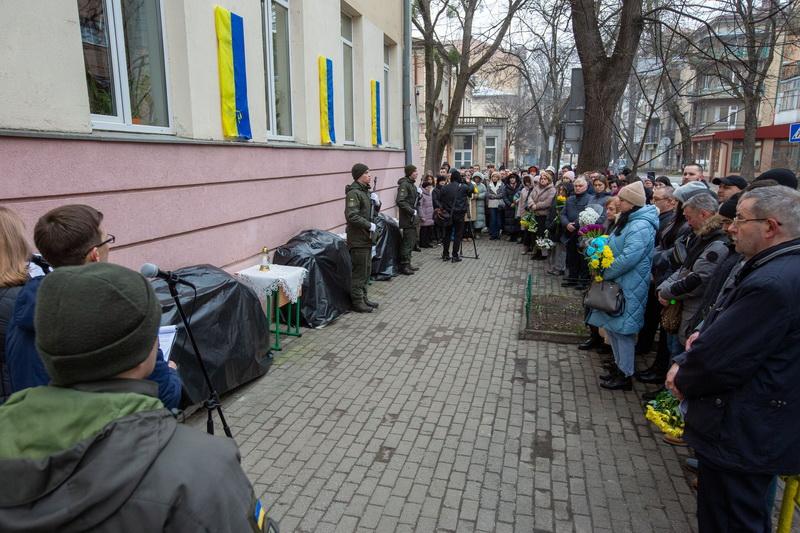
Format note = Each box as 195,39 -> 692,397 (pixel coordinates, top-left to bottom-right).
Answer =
165,279 -> 233,439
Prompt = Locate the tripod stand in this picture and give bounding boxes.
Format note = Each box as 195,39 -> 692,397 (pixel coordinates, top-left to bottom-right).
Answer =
462,220 -> 480,259
165,281 -> 234,439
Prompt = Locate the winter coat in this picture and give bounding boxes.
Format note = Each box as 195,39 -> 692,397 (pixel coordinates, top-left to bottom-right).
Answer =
419,188 -> 435,227
395,177 -> 419,229
486,181 -> 504,209
0,285 -> 22,403
439,179 -> 473,220
473,183 -> 487,229
560,191 -> 593,244
592,191 -> 613,210
432,184 -> 444,209
5,278 -> 182,409
587,205 -> 659,335
502,182 -> 521,233
651,220 -> 692,286
0,380 -> 262,532
674,239 -> 800,474
657,216 -> 730,344
516,185 -> 532,219
344,181 -> 374,248
528,184 -> 556,216
684,244 -> 741,334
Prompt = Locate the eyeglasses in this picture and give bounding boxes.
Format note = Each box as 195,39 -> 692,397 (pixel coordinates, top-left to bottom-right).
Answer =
84,233 -> 115,255
731,216 -> 782,226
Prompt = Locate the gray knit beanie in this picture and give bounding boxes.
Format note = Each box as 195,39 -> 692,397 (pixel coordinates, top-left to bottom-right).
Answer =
351,163 -> 369,180
35,263 -> 162,386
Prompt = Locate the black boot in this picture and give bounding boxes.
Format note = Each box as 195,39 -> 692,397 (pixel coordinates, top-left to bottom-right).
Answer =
352,300 -> 373,313
442,254 -> 451,262
409,265 -> 420,271
451,255 -> 462,263
642,386 -> 666,402
600,375 -> 633,391
599,367 -> 622,381
400,265 -> 415,275
636,367 -> 667,384
363,297 -> 379,309
578,337 -> 602,351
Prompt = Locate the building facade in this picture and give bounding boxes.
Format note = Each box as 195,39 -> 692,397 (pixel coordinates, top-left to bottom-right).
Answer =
0,0 -> 407,272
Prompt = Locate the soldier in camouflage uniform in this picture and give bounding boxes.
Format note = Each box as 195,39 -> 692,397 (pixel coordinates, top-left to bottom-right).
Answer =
396,165 -> 420,275
345,163 -> 378,313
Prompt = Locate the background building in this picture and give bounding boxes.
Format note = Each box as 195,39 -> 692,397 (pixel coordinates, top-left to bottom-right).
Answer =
0,0 -> 407,272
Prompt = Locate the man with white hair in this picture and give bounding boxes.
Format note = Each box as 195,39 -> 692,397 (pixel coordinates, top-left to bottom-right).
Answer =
666,186 -> 800,532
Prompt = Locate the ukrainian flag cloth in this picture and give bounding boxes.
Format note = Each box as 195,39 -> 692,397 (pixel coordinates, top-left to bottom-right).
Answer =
370,80 -> 382,146
318,56 -> 336,144
253,499 -> 266,530
214,6 -> 252,140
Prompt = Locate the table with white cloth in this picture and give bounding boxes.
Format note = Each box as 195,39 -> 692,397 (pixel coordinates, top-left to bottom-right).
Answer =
236,264 -> 307,350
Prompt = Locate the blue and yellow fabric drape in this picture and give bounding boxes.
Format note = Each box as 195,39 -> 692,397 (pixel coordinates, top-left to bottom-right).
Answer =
214,6 -> 251,140
318,56 -> 336,144
370,80 -> 382,146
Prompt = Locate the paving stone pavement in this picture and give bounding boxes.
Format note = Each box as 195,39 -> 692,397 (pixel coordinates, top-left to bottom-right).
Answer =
187,236 -> 706,532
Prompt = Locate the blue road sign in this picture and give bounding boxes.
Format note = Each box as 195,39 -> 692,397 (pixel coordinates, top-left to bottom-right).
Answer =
791,123 -> 800,143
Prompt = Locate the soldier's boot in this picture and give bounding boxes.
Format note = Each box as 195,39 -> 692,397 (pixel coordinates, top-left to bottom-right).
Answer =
352,299 -> 373,313
400,264 -> 415,275
409,265 -> 420,271
363,296 -> 379,309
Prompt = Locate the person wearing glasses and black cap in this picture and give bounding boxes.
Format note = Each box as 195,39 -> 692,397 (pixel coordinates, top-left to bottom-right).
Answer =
5,205 -> 182,408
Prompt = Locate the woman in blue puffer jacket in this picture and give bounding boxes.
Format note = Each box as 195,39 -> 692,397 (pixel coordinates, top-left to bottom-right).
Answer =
587,181 -> 659,391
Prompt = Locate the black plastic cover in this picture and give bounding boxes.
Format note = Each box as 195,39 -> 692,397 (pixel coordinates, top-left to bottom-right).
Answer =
151,265 -> 272,405
371,213 -> 401,280
273,229 -> 352,328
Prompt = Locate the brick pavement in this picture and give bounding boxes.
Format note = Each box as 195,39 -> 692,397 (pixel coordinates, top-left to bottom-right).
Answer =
188,236 -> 702,532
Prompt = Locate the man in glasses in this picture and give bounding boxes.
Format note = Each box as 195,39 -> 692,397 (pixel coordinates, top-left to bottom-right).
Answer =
5,205 -> 182,409
665,186 -> 800,531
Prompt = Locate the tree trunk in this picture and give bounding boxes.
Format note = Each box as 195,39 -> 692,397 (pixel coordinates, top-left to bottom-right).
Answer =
741,91 -> 759,179
666,98 -> 692,168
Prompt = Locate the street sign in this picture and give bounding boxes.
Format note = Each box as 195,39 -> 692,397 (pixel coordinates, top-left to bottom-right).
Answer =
791,123 -> 800,143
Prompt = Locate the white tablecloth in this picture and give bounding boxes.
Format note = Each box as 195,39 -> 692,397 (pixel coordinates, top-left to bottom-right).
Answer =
236,264 -> 308,303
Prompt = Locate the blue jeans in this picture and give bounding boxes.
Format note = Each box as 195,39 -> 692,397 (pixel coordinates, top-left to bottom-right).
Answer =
667,333 -> 684,359
488,208 -> 502,238
606,330 -> 637,377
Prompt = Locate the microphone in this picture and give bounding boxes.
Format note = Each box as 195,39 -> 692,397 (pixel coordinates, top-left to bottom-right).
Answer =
140,263 -> 195,288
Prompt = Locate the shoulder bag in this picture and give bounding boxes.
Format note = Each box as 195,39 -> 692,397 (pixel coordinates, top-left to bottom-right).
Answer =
583,280 -> 625,316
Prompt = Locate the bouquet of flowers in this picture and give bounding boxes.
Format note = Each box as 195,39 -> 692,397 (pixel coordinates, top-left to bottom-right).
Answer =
536,230 -> 554,250
578,206 -> 601,227
578,223 -> 605,240
645,390 -> 684,438
584,235 -> 615,282
520,212 -> 537,233
552,195 -> 567,229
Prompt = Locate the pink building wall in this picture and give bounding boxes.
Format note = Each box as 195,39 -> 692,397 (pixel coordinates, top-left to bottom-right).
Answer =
1,136 -> 405,273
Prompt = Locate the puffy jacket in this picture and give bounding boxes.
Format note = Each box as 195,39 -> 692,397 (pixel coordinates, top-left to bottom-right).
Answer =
395,177 -> 419,229
674,239 -> 800,474
5,277 -> 182,409
516,186 -> 532,218
657,216 -> 730,344
587,205 -> 659,335
344,181 -> 374,248
528,184 -> 556,216
486,181 -> 504,209
419,188 -> 434,227
0,380 -> 264,532
0,285 -> 23,403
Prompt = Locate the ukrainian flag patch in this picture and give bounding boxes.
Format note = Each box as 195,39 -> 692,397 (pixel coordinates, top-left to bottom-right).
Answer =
254,499 -> 266,530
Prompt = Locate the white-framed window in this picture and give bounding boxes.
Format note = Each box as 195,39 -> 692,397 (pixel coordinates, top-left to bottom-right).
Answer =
454,135 -> 473,167
341,13 -> 354,143
262,0 -> 293,138
727,105 -> 738,129
383,43 -> 390,144
78,0 -> 172,133
485,136 -> 497,165
777,78 -> 800,113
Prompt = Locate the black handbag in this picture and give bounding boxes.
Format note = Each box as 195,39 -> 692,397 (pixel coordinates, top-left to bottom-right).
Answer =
584,280 -> 625,316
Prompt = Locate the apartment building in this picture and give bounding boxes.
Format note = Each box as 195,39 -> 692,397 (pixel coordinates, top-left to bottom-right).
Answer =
0,0 -> 407,271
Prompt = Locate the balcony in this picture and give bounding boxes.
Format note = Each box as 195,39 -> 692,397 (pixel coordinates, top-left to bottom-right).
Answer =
456,116 -> 506,128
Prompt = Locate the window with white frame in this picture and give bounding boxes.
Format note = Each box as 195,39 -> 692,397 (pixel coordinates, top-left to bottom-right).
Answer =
777,78 -> 800,113
78,0 -> 170,131
454,135 -> 473,167
383,43 -> 390,144
263,0 -> 292,138
485,136 -> 497,165
727,105 -> 738,129
341,13 -> 355,143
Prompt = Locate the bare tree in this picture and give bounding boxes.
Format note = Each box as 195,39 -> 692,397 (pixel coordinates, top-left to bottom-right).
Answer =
413,0 -> 529,172
570,0 -> 645,171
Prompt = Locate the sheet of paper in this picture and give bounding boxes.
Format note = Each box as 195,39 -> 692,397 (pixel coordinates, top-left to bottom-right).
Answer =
158,325 -> 178,362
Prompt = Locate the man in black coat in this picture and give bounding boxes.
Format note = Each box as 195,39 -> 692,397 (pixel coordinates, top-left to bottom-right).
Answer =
666,186 -> 800,532
439,169 -> 473,262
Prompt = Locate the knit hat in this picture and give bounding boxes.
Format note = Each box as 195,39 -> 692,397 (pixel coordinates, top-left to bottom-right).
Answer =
674,181 -> 716,203
35,263 -> 162,386
351,163 -> 368,180
754,168 -> 798,190
618,180 -> 647,207
718,192 -> 741,220
404,164 -> 417,177
450,168 -> 462,182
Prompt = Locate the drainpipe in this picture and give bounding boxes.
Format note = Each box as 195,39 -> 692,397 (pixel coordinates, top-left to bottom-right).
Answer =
402,0 -> 412,165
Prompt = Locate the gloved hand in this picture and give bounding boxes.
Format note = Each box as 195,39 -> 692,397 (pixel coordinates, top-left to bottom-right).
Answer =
413,210 -> 417,217
369,223 -> 376,232
370,192 -> 380,203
